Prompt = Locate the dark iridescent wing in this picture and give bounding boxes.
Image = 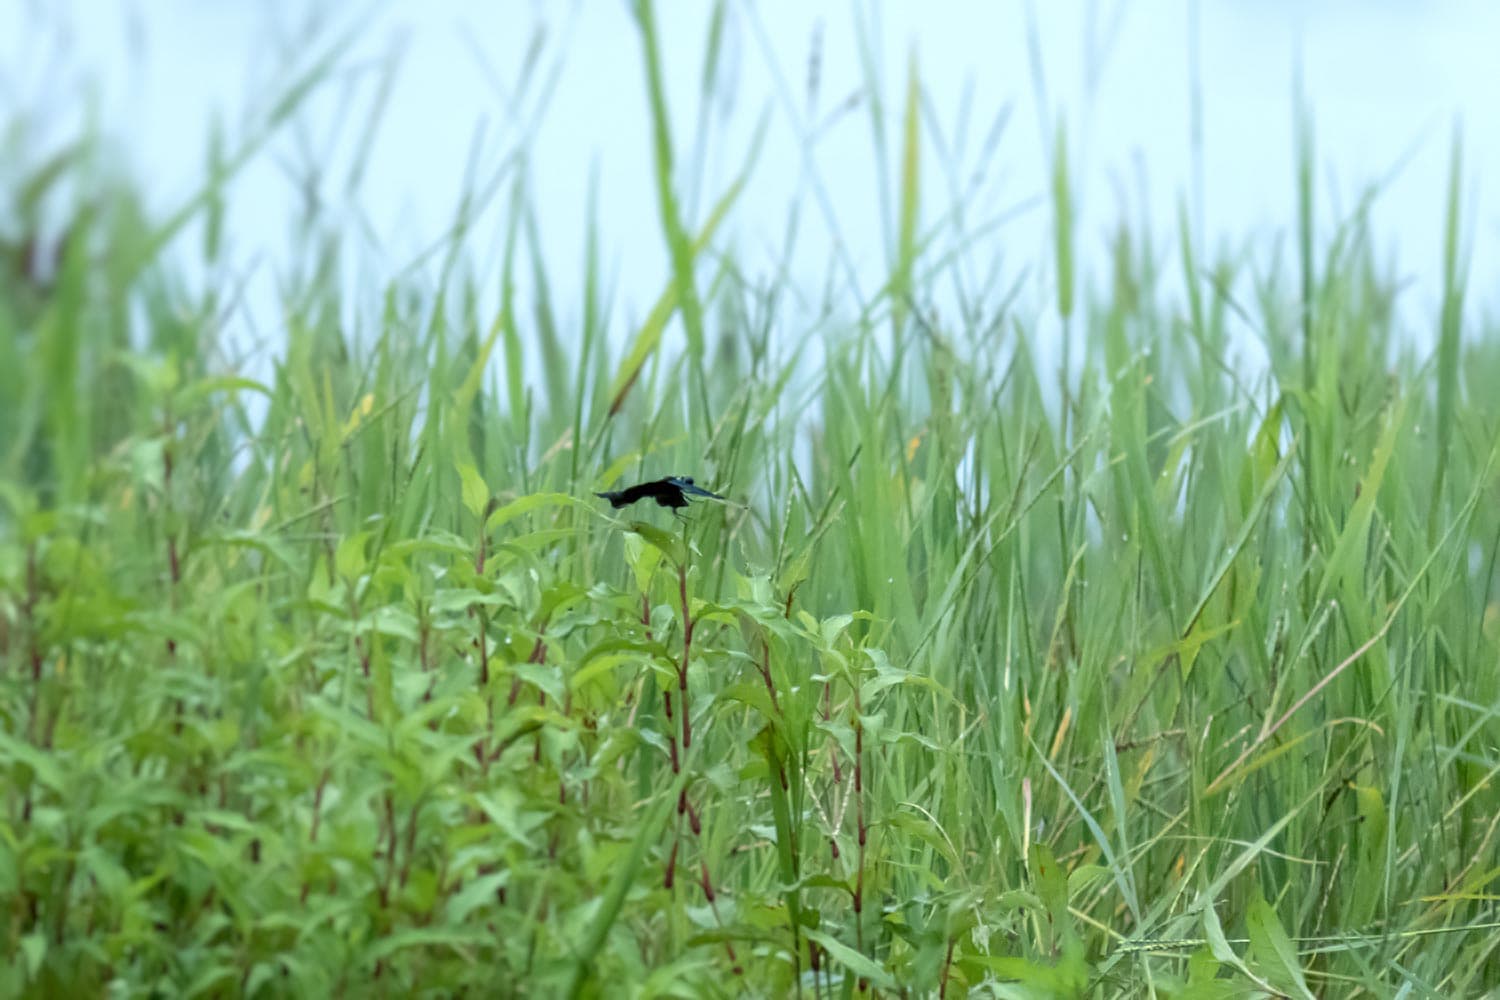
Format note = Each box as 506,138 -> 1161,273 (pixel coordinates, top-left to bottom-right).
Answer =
666,476 -> 725,501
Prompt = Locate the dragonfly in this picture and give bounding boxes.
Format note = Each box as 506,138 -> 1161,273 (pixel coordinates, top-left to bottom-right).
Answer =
595,475 -> 726,511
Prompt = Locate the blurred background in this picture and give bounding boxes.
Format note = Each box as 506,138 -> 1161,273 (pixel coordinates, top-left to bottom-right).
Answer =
3,0 -> 1496,362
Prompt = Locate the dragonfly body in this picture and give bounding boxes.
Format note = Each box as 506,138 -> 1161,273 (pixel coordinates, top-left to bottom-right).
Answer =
595,476 -> 725,510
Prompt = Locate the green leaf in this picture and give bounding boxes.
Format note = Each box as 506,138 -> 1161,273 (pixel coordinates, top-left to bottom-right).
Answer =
335,529 -> 369,581
1028,843 -> 1070,937
20,933 -> 47,978
484,491 -> 579,532
1246,892 -> 1313,999
458,461 -> 489,520
803,929 -> 898,990
625,521 -> 684,568
1313,392 -> 1405,609
0,729 -> 68,793
174,374 -> 273,412
364,926 -> 494,962
1348,781 -> 1389,927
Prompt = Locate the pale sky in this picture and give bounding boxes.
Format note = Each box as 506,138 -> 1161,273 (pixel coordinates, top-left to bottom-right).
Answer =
3,1 -> 1496,362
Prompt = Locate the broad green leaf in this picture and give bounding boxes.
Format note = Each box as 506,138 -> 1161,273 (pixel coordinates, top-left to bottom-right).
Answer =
803,929 -> 898,990
458,462 -> 489,520
1246,892 -> 1313,999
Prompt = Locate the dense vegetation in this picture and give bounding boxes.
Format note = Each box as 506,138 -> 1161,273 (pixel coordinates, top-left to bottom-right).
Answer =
3,4 -> 1498,996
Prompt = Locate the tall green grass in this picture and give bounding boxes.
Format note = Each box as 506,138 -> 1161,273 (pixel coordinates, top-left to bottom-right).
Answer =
3,4 -> 1499,996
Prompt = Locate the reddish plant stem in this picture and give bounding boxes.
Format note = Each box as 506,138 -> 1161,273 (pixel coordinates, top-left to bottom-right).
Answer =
533,686 -> 545,763
507,628 -> 548,707
663,837 -> 678,889
23,543 -> 43,751
162,442 -> 179,657
558,688 -> 574,805
641,592 -> 681,770
665,695 -> 680,773
309,769 -> 329,843
419,613 -> 435,703
24,542 -> 41,678
300,767 -> 333,905
823,681 -> 842,782
756,636 -> 781,716
678,563 -> 694,749
399,800 -> 422,888
699,860 -> 742,975
476,609 -> 490,687
474,506 -> 492,687
853,698 -> 866,954
347,587 -> 370,679
379,790 -> 397,908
